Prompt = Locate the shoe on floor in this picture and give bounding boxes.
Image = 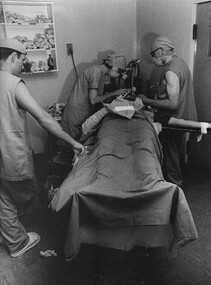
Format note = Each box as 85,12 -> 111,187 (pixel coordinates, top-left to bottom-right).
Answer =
10,232 -> 40,258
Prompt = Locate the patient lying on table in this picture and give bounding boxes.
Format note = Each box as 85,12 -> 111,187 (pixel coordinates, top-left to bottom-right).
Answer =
51,94 -> 200,261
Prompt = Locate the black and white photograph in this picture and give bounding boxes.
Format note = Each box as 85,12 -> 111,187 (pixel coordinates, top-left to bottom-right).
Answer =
0,0 -> 211,284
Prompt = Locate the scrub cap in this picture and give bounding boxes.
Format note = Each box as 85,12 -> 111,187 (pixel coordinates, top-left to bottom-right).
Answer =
0,38 -> 27,54
104,54 -> 126,69
151,36 -> 175,53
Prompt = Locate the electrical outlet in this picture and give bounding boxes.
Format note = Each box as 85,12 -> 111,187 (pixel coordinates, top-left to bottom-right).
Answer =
67,43 -> 73,55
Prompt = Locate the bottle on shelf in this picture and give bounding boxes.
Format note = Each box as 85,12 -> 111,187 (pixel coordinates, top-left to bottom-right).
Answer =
47,54 -> 54,70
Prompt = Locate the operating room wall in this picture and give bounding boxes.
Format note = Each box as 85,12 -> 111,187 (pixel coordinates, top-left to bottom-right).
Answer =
20,0 -> 137,153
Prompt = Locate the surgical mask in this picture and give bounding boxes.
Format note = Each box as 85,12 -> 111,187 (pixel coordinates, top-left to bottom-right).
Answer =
152,56 -> 165,66
152,54 -> 175,66
109,67 -> 120,78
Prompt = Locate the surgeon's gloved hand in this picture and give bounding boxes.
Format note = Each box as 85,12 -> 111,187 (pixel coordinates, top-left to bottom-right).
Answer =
110,88 -> 128,97
152,122 -> 162,135
137,94 -> 150,105
103,89 -> 128,103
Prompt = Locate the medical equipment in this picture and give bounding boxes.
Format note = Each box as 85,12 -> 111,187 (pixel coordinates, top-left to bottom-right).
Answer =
123,59 -> 142,95
47,103 -> 66,121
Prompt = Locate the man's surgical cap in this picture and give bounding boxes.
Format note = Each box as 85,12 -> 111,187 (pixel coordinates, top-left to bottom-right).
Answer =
104,54 -> 126,69
151,36 -> 175,53
0,38 -> 27,54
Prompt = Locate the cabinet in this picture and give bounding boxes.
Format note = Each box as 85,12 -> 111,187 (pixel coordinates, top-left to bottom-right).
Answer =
0,1 -> 58,74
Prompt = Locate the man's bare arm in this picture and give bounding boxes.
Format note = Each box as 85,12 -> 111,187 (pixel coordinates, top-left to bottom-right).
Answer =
15,81 -> 84,154
89,88 -> 127,105
139,71 -> 180,110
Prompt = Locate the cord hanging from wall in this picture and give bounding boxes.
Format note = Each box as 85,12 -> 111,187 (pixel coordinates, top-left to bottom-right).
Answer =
67,43 -> 78,77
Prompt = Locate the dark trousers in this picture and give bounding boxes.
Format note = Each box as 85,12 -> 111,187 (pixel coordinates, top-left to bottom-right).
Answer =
159,130 -> 184,187
0,176 -> 38,254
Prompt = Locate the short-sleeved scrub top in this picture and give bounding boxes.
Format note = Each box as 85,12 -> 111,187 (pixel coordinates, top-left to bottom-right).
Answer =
61,65 -> 108,140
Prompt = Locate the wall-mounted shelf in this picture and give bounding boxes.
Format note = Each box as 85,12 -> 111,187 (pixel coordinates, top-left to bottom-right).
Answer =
0,1 -> 58,74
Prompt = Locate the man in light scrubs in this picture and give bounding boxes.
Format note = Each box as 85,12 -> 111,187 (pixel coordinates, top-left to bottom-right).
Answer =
0,38 -> 84,258
139,36 -> 197,188
61,54 -> 126,141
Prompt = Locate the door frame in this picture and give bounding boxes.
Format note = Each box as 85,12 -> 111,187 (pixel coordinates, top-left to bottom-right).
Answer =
190,1 -> 211,77
183,1 -> 211,163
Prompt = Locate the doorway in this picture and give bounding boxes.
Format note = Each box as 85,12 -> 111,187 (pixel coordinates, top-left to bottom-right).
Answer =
189,0 -> 211,172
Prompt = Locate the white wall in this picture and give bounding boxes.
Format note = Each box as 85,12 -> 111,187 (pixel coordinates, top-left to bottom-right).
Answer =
17,0 -> 137,153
